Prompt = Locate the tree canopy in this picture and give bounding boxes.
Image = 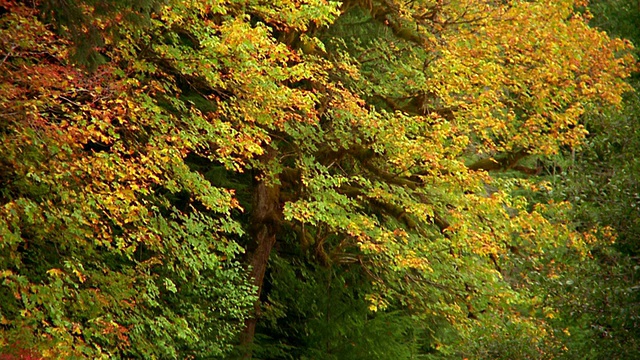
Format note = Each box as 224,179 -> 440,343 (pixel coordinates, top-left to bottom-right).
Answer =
0,0 -> 637,358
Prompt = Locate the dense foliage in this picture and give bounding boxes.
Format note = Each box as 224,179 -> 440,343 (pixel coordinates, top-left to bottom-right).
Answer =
536,0 -> 640,357
0,0 -> 637,358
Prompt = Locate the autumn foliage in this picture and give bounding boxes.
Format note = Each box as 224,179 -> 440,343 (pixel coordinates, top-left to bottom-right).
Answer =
0,0 -> 636,358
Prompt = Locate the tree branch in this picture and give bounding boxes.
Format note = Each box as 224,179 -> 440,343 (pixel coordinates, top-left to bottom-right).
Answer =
467,149 -> 529,172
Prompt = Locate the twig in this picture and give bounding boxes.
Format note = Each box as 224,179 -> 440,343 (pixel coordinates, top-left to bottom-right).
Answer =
0,45 -> 18,66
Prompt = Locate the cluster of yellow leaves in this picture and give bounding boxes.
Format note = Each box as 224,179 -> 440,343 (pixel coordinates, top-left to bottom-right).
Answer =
423,0 -> 636,154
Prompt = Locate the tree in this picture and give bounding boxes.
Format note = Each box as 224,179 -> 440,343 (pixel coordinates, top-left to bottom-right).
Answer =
0,0 -> 635,358
524,0 -> 640,357
0,2 -> 254,357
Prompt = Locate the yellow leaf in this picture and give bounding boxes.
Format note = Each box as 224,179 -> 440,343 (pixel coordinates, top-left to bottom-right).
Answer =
47,268 -> 64,277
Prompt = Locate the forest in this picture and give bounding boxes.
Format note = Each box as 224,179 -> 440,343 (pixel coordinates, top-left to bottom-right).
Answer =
0,0 -> 639,358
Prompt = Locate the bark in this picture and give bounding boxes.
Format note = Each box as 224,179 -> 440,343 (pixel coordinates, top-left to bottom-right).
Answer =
239,150 -> 282,358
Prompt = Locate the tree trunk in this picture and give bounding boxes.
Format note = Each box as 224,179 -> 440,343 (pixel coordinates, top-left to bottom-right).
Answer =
240,150 -> 281,358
